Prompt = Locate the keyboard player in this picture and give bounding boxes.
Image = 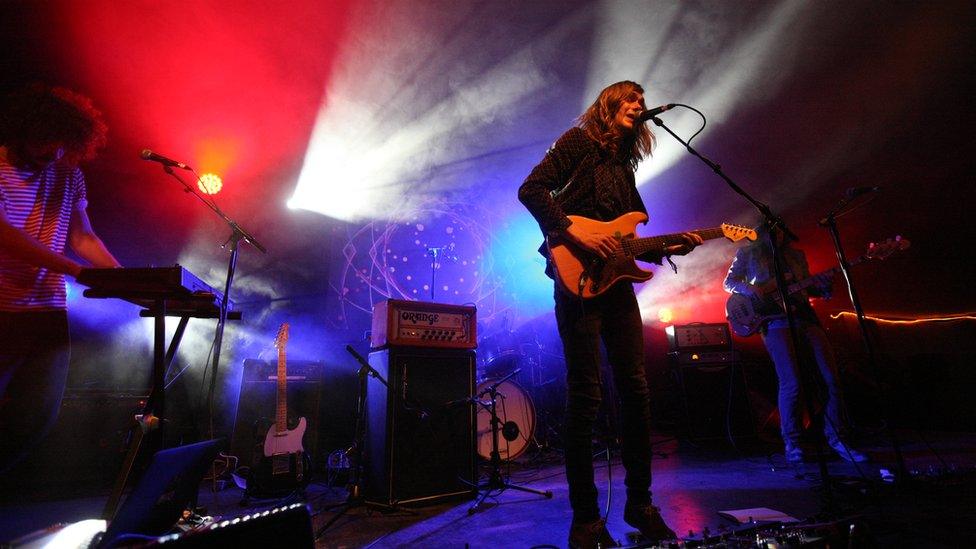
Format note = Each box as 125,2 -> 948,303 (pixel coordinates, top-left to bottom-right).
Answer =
0,84 -> 121,474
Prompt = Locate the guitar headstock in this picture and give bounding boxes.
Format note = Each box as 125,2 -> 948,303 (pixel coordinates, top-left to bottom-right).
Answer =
865,235 -> 911,260
274,323 -> 290,349
720,223 -> 759,242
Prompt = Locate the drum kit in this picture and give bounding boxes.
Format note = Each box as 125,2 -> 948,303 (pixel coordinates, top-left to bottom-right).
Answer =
475,328 -> 565,461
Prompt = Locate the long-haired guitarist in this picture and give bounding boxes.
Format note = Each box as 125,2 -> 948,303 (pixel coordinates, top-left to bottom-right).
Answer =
518,81 -> 701,549
723,223 -> 867,464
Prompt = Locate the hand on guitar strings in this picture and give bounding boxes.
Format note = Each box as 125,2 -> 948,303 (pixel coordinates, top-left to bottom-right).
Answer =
663,232 -> 704,257
564,221 -> 621,260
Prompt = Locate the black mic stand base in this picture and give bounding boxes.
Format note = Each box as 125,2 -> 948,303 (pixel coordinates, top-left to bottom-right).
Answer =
468,370 -> 553,516
467,454 -> 553,516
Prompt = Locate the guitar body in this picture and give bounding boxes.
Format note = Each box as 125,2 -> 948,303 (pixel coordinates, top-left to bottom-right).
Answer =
725,292 -> 781,337
547,212 -> 757,299
548,212 -> 653,299
249,417 -> 310,497
263,416 -> 307,457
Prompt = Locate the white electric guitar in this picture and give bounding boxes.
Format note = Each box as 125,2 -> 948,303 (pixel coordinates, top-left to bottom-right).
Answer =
250,323 -> 309,495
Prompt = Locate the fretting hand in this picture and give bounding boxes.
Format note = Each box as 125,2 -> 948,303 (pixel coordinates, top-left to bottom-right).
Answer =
664,232 -> 703,256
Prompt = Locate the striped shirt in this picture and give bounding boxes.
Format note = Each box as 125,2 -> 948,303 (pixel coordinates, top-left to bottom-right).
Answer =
0,157 -> 86,311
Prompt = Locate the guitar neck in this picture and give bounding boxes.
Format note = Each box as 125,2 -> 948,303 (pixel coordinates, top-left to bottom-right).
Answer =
276,347 -> 287,434
623,227 -> 728,257
782,255 -> 869,296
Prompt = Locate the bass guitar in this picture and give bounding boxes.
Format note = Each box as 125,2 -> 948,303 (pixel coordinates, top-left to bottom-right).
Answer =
249,323 -> 310,496
547,211 -> 757,299
725,236 -> 911,337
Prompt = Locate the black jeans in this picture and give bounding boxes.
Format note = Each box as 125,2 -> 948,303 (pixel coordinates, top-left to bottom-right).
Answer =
554,283 -> 653,523
0,310 -> 70,475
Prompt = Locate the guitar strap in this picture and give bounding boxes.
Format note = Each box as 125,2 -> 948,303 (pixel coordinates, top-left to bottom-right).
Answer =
549,149 -> 594,203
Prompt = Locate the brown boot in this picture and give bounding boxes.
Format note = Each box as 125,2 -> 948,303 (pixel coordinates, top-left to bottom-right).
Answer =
568,518 -> 619,549
623,503 -> 676,545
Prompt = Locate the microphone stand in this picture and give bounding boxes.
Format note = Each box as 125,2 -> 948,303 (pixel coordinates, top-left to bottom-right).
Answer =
426,243 -> 458,302
160,166 -> 267,444
650,116 -> 838,513
468,368 -> 553,515
315,345 -> 398,539
426,246 -> 441,301
819,198 -> 909,486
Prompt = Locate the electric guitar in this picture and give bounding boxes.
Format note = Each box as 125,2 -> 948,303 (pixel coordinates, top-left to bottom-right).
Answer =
547,211 -> 757,298
249,323 -> 310,496
725,236 -> 911,337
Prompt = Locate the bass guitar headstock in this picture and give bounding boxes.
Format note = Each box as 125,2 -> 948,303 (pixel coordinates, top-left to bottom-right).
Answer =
866,235 -> 911,260
720,223 -> 758,243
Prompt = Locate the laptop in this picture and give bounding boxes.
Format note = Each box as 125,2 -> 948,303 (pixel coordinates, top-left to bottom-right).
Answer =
95,438 -> 223,548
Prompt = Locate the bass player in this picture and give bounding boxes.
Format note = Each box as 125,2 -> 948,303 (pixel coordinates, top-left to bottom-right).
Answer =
723,222 -> 867,464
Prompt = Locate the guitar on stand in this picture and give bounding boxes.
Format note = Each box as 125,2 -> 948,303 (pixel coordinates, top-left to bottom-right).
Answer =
247,323 -> 310,499
725,236 -> 911,337
547,212 -> 757,298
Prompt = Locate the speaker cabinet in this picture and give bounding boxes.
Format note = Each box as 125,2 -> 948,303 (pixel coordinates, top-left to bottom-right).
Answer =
673,362 -> 755,443
231,360 -> 325,470
1,390 -> 147,488
365,347 -> 476,506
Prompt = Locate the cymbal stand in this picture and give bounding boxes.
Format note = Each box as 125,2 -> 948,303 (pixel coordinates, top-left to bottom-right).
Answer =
468,368 -> 553,515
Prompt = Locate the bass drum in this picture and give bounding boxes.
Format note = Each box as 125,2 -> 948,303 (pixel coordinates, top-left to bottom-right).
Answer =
476,380 -> 535,461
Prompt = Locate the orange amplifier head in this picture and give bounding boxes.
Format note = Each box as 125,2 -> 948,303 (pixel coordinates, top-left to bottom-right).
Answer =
370,299 -> 477,350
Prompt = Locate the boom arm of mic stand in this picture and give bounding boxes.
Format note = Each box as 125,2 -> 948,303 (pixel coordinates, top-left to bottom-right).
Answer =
161,165 -> 267,254
345,345 -> 388,387
650,117 -> 799,243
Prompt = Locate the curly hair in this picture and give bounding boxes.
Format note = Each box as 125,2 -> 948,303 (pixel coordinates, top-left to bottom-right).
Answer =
577,80 -> 654,170
0,83 -> 108,164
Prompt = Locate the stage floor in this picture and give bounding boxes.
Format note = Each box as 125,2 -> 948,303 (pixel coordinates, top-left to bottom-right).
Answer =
2,430 -> 975,548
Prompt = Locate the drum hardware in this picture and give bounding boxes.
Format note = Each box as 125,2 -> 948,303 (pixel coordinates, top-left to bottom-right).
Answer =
475,378 -> 535,461
478,331 -> 552,390
468,368 -> 553,515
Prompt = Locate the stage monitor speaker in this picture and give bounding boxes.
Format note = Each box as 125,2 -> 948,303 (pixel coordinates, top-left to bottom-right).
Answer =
365,347 -> 476,506
674,362 -> 755,443
231,359 -> 326,470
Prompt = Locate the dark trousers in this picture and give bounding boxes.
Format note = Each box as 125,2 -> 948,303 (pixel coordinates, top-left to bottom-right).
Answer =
554,283 -> 653,523
0,310 -> 70,475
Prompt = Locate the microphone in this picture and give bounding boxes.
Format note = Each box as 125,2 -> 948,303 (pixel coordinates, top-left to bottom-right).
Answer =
636,104 -> 676,123
845,186 -> 880,199
140,149 -> 191,170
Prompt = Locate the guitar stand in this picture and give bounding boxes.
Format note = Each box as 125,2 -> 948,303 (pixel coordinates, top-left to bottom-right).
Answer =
101,300 -> 193,521
468,369 -> 553,515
